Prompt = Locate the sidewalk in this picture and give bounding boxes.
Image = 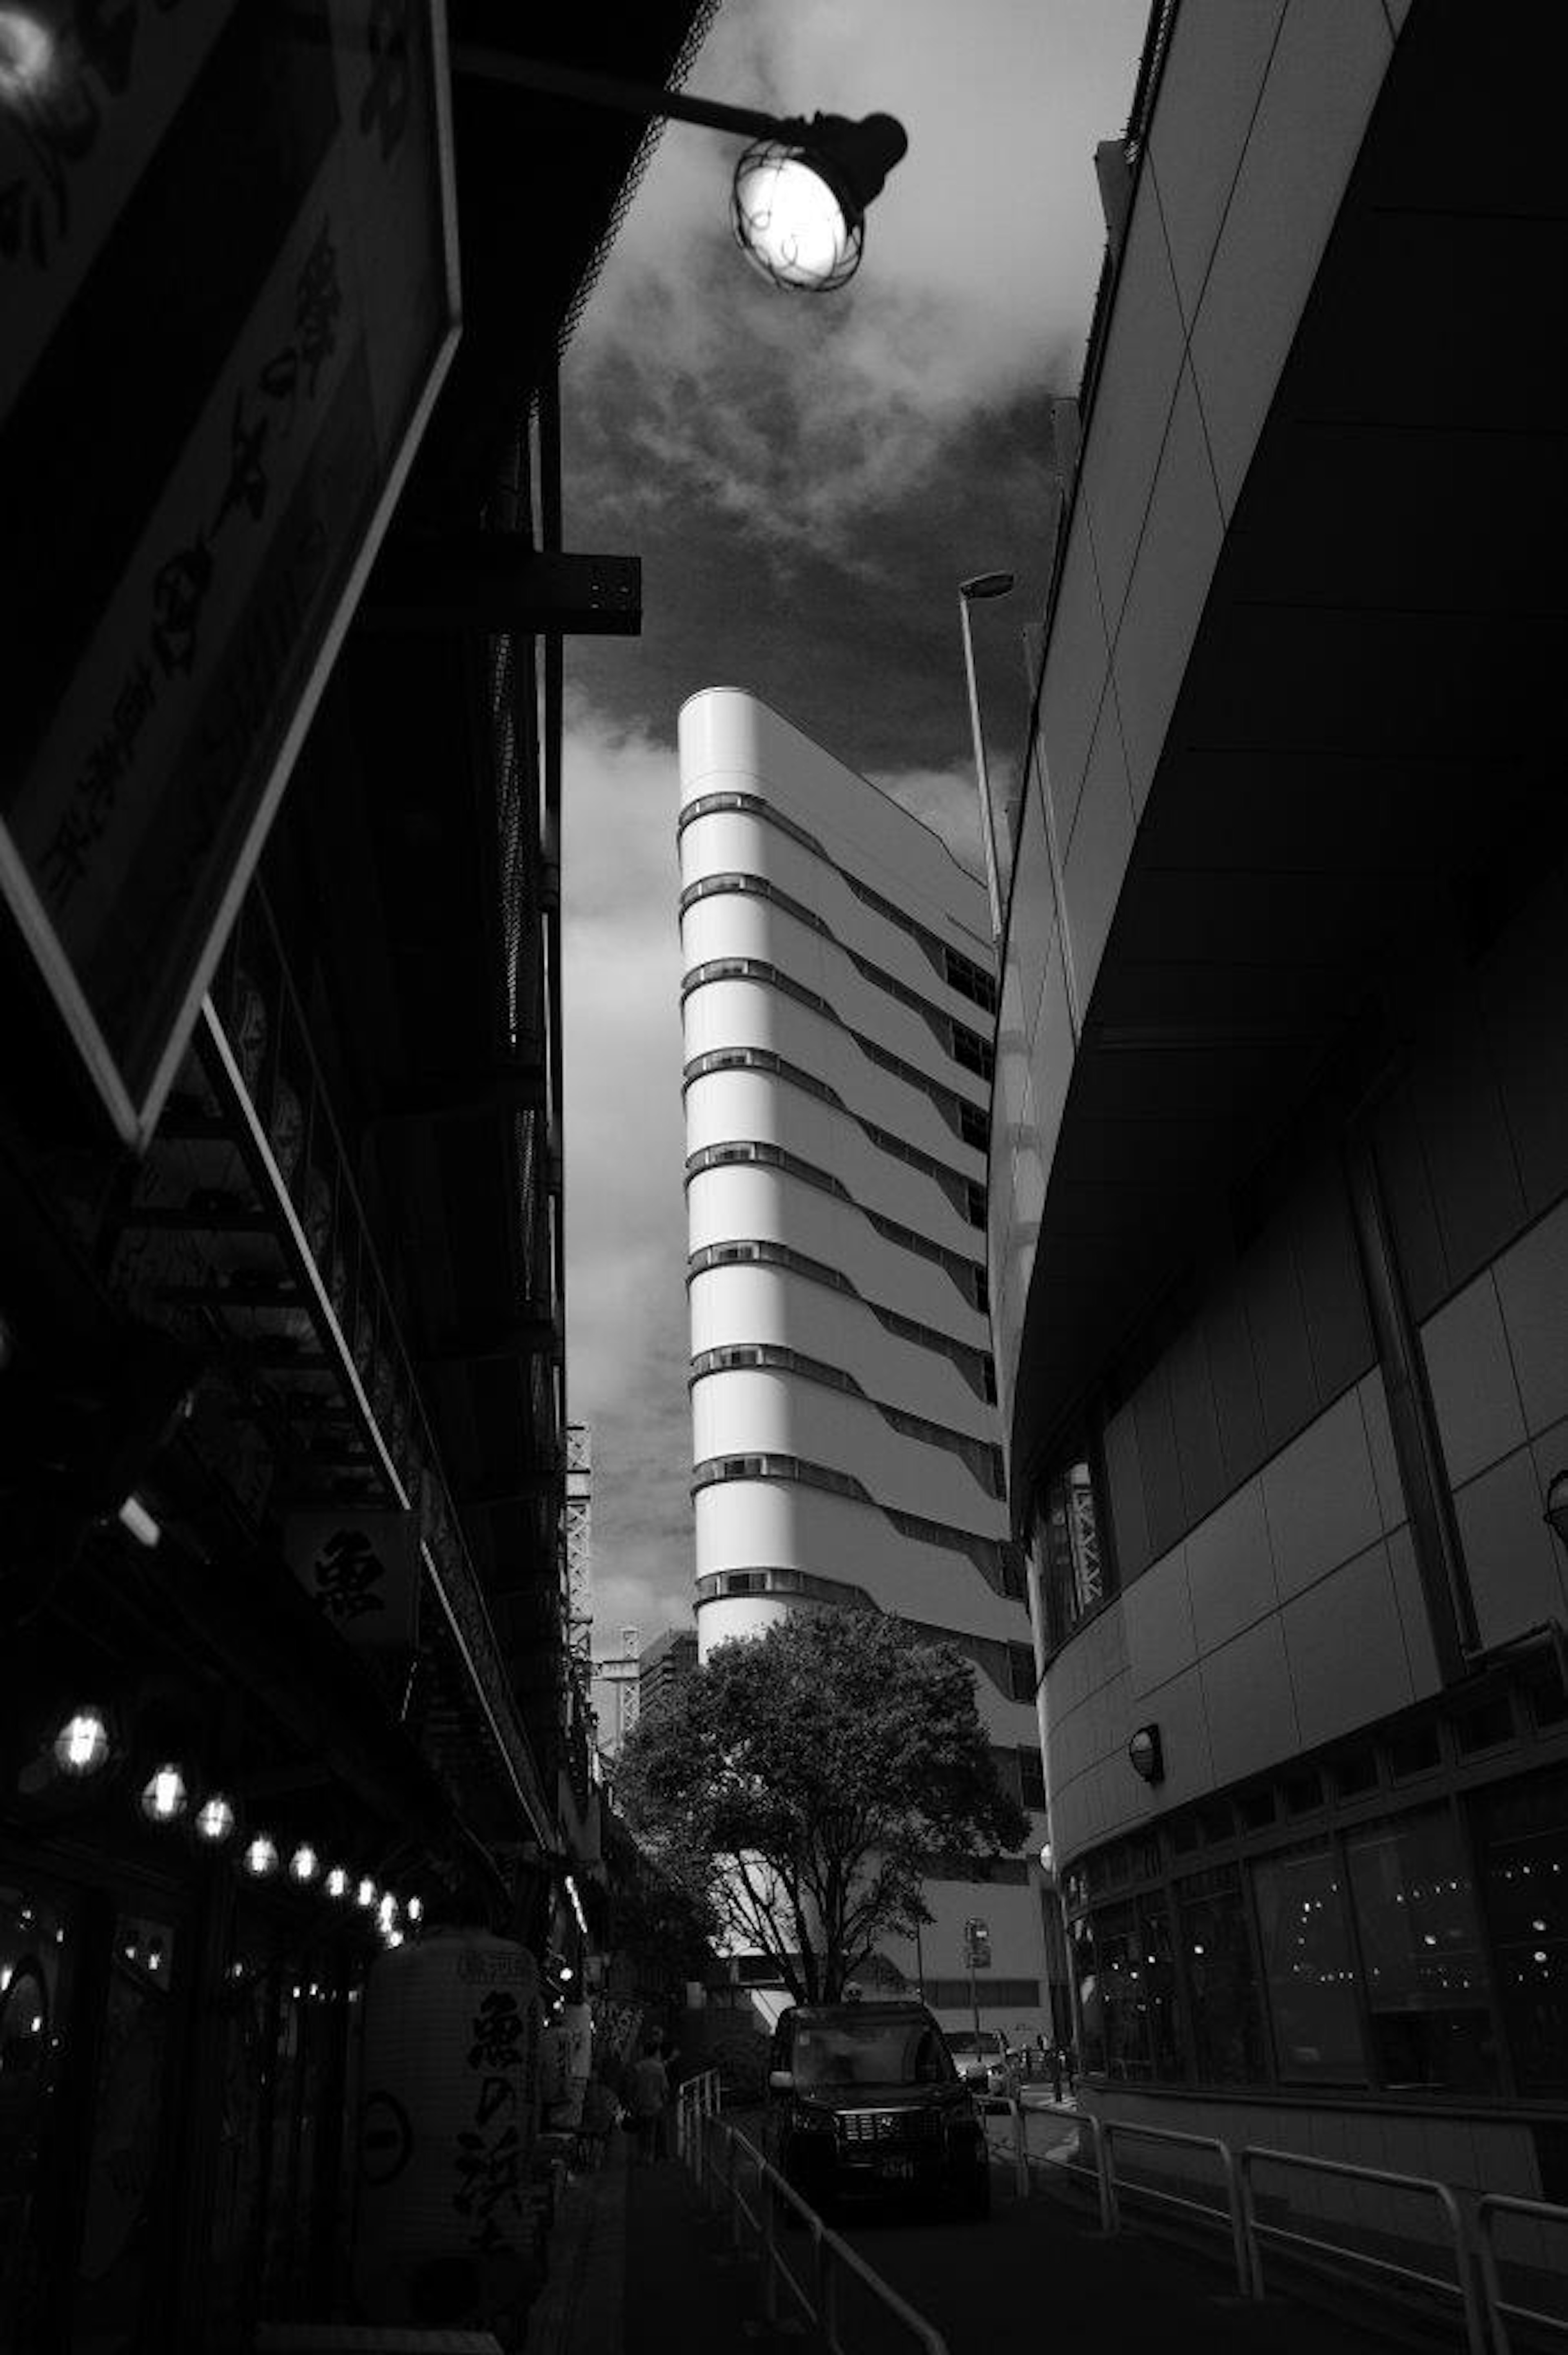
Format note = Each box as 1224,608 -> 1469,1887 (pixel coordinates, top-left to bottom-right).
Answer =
528,2124 -> 784,2355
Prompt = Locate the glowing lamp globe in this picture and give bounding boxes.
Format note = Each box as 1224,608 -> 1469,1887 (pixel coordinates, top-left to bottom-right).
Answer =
289,1843 -> 319,1885
731,112 -> 906,294
52,1708 -> 111,1777
138,1763 -> 188,1824
243,1834 -> 279,1879
325,1866 -> 350,1900
195,1795 -> 236,1845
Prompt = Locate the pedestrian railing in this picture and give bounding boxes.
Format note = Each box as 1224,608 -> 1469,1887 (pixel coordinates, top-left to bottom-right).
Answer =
1475,2192 -> 1568,2355
674,2067 -> 722,2166
1009,2095 -> 1568,2355
1238,2143 -> 1486,2355
679,2107 -> 950,2355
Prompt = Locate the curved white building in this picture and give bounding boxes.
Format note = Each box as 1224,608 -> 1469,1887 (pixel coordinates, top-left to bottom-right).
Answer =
678,686 -> 1054,2030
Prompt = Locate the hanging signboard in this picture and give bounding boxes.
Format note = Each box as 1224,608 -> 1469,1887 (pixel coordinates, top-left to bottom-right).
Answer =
286,1506 -> 422,1653
0,0 -> 461,1148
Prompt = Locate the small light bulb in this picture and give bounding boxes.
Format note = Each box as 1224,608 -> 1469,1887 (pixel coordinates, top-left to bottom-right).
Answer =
52,1708 -> 111,1777
325,1867 -> 349,1899
289,1844 -> 319,1884
386,1928 -> 405,1949
356,1877 -> 376,1909
376,1892 -> 397,1932
243,1834 -> 279,1879
139,1763 -> 188,1824
195,1795 -> 236,1844
406,1894 -> 424,1924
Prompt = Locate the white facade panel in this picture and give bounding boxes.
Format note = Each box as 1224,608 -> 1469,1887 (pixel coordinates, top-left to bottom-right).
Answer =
680,689 -> 1049,2019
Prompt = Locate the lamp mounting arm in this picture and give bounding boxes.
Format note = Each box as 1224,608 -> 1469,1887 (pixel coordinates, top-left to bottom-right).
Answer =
451,45 -> 797,147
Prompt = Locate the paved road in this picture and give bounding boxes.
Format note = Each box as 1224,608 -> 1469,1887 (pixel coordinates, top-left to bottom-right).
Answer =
824,2112 -> 1402,2355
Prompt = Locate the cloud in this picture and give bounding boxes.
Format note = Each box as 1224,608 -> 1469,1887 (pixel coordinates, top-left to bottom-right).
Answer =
567,0 -> 1149,563
558,3 -> 1152,1649
561,697 -> 695,1643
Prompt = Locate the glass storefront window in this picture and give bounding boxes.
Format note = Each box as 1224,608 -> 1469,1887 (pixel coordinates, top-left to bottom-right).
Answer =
1071,1913 -> 1105,2075
73,1911 -> 178,2353
1139,1898 -> 1184,2081
1470,1760 -> 1568,2094
1094,1903 -> 1152,2081
0,1878 -> 72,2355
1176,1865 -> 1267,2085
1345,1806 -> 1499,2094
1254,1842 -> 1366,2085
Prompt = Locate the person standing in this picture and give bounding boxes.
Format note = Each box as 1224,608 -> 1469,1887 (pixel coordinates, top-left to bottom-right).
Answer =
625,2034 -> 672,2165
1049,2042 -> 1064,2104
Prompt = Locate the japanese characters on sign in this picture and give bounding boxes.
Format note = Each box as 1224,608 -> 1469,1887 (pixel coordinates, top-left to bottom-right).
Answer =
285,1508 -> 421,1652
452,1987 -> 528,2264
0,0 -> 459,1146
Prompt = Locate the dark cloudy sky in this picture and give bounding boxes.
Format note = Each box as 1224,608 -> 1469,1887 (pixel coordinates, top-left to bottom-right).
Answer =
561,0 -> 1151,1655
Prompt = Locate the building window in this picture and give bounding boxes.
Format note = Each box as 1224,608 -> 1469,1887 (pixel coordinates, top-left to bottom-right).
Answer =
1344,1807 -> 1499,2096
1253,1842 -> 1365,2085
1019,1748 -> 1046,1811
1007,1644 -> 1036,1705
1175,1865 -> 1267,2086
1471,1760 -> 1568,2093
1037,1454 -> 1107,1651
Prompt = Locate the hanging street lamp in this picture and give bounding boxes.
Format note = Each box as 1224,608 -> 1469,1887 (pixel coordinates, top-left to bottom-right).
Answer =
453,47 -> 908,296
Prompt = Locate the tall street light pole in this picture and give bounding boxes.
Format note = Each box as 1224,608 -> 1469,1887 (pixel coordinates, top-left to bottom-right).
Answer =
958,572 -> 1015,940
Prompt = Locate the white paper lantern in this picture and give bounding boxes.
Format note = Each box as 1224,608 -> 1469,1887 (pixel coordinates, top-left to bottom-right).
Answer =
352,1929 -> 542,2326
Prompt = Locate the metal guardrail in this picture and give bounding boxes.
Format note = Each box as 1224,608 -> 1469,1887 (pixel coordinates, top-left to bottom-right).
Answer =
674,2067 -> 722,2166
1010,2098 -> 1568,2355
1475,2192 -> 1568,2355
1238,2142 -> 1485,2355
679,2101 -> 950,2355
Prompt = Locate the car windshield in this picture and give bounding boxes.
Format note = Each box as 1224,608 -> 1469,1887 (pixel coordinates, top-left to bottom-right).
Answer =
792,2018 -> 956,2088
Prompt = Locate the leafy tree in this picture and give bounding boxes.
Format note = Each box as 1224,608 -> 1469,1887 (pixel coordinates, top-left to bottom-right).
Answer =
615,1610 -> 1029,2004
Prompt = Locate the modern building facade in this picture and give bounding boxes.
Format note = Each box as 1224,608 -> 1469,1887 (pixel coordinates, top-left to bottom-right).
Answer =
678,687 -> 1051,2029
990,0 -> 1568,2279
640,1626 -> 699,1723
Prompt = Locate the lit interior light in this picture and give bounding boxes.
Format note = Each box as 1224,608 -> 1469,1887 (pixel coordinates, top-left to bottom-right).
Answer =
195,1795 -> 236,1845
559,1964 -> 574,1983
243,1834 -> 279,1879
289,1844 -> 319,1885
52,1707 -> 111,1777
564,1874 -> 588,1936
139,1763 -> 188,1825
325,1867 -> 349,1900
117,1493 -> 162,1549
356,1877 -> 376,1909
406,1895 -> 424,1925
386,1928 -> 405,1949
376,1892 -> 398,1932
0,8 -> 56,102
0,1967 -> 11,1994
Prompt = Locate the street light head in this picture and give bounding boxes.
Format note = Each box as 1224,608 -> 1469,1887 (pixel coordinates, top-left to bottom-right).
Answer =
733,112 -> 907,294
960,571 -> 1016,601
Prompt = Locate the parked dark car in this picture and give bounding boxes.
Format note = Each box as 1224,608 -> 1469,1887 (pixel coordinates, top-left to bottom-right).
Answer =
764,2001 -> 990,2220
